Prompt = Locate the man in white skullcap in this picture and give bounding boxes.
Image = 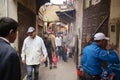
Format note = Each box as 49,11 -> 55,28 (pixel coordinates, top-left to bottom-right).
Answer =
81,32 -> 119,80
21,27 -> 48,80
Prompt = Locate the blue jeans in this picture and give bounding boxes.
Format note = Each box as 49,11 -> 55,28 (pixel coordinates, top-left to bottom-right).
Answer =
26,65 -> 39,80
56,46 -> 63,57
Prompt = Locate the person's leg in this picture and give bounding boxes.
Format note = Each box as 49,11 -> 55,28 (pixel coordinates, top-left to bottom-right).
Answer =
48,55 -> 52,69
34,65 -> 39,80
60,46 -> 66,61
58,46 -> 62,60
26,65 -> 33,80
44,58 -> 48,67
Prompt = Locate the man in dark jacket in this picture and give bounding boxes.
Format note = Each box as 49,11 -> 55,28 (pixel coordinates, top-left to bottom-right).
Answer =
43,33 -> 54,69
0,17 -> 21,80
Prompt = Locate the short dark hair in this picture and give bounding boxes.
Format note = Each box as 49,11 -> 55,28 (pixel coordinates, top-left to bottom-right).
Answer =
0,17 -> 18,37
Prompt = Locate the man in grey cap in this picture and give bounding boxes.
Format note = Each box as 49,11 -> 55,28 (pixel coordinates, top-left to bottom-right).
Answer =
21,27 -> 48,80
81,32 -> 119,80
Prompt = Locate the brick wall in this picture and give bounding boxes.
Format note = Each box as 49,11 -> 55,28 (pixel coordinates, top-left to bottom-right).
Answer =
82,0 -> 111,48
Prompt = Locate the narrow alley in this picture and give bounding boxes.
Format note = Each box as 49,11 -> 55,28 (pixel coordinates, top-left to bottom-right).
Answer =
0,0 -> 120,80
39,58 -> 77,80
23,57 -> 77,80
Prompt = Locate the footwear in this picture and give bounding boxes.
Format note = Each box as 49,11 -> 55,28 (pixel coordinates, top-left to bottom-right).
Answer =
53,65 -> 57,68
45,64 -> 48,67
50,66 -> 52,69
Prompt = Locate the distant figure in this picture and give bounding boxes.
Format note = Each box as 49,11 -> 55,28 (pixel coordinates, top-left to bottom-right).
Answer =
81,32 -> 119,80
48,30 -> 56,50
55,33 -> 63,59
0,17 -> 21,80
43,33 -> 54,69
21,27 -> 47,80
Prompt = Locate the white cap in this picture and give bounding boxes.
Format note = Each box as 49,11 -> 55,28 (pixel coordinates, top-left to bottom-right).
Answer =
94,32 -> 109,40
27,27 -> 35,33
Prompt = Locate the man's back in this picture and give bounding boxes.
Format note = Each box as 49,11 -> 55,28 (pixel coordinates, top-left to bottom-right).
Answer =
81,42 -> 102,75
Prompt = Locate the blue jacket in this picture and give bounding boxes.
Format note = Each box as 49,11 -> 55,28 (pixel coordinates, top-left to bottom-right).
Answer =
0,38 -> 21,80
81,42 -> 119,76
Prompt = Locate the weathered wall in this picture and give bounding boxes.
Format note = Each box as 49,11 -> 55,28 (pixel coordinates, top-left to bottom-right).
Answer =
18,0 -> 36,14
109,0 -> 120,57
82,0 -> 110,48
0,0 -> 18,51
110,0 -> 120,18
0,0 -> 7,17
41,5 -> 60,22
75,0 -> 83,54
18,3 -> 36,53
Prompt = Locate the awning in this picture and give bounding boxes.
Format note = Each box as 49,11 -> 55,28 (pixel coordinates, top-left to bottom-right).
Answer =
56,9 -> 75,23
36,0 -> 50,14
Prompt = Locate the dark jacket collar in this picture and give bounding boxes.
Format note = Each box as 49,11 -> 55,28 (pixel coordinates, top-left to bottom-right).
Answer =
0,38 -> 10,45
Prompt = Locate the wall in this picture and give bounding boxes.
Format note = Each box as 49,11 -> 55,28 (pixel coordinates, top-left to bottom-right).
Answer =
75,0 -> 83,54
109,0 -> 120,57
18,3 -> 36,53
82,0 -> 110,48
0,0 -> 7,17
41,5 -> 60,22
110,0 -> 120,18
0,0 -> 18,51
18,0 -> 36,14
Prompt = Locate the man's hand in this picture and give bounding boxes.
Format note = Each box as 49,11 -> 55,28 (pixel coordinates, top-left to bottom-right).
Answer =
40,55 -> 46,62
42,56 -> 46,62
106,44 -> 113,50
22,59 -> 26,64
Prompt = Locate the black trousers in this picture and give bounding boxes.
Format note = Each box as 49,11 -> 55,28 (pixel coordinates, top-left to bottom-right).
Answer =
82,69 -> 101,80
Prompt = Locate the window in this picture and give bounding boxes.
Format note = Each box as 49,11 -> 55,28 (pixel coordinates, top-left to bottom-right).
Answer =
84,0 -> 101,9
111,25 -> 115,32
85,0 -> 92,8
92,0 -> 101,5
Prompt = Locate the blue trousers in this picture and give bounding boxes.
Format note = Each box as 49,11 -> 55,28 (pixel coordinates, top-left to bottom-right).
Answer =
26,65 -> 39,80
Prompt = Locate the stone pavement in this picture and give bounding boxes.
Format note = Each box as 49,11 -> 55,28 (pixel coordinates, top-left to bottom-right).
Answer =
39,58 -> 77,80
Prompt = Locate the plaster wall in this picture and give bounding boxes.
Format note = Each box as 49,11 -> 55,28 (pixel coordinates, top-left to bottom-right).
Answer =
41,5 -> 60,22
109,0 -> 120,57
110,0 -> 120,18
0,0 -> 7,17
75,0 -> 83,54
18,0 -> 36,14
0,0 -> 18,51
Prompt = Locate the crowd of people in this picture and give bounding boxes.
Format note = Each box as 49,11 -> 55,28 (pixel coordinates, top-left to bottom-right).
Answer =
21,27 -> 69,79
0,17 -> 70,80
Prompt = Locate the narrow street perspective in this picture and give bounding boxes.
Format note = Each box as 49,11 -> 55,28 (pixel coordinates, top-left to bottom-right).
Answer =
39,58 -> 77,80
22,57 -> 77,80
0,0 -> 120,80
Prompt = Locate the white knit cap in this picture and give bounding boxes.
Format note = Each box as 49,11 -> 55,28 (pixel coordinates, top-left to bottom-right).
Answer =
94,32 -> 109,40
27,27 -> 35,33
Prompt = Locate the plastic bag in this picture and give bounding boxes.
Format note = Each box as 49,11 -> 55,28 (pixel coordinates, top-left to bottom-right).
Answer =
52,53 -> 58,65
76,66 -> 83,77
